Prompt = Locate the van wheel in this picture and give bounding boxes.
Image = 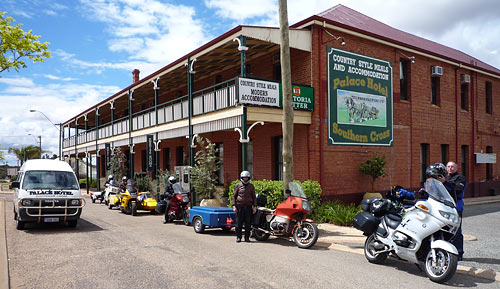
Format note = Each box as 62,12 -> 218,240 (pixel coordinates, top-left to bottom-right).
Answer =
16,218 -> 25,230
68,220 -> 78,228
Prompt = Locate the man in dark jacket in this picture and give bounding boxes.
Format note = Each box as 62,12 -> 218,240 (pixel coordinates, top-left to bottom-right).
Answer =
445,161 -> 466,261
232,171 -> 256,243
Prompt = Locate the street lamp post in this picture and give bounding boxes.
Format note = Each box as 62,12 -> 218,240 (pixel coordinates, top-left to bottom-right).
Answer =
28,133 -> 42,158
29,109 -> 62,160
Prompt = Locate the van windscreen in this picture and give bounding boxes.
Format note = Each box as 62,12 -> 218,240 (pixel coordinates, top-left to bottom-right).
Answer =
22,171 -> 79,190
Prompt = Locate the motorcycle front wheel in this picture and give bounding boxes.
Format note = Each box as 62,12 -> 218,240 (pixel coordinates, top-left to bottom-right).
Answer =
131,202 -> 137,216
293,221 -> 319,249
364,234 -> 388,264
424,248 -> 458,283
182,209 -> 189,226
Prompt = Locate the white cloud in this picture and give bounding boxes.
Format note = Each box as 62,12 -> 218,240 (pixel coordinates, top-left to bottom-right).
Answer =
79,0 -> 210,66
0,77 -> 120,164
44,74 -> 78,81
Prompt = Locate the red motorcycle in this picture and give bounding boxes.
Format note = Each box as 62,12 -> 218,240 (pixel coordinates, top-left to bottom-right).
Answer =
252,182 -> 319,249
165,183 -> 191,225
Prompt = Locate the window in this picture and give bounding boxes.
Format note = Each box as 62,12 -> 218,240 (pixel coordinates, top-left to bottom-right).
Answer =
441,144 -> 449,165
215,143 -> 224,185
486,81 -> 492,114
399,59 -> 410,100
486,146 -> 493,180
431,75 -> 440,105
247,141 -> 253,176
461,145 -> 468,179
22,171 -> 79,190
274,136 -> 283,181
162,148 -> 170,172
420,143 -> 430,184
176,146 -> 186,166
460,79 -> 469,110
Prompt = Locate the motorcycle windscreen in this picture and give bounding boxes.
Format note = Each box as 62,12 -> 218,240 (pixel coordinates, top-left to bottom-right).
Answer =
424,178 -> 456,207
288,182 -> 307,199
172,183 -> 184,194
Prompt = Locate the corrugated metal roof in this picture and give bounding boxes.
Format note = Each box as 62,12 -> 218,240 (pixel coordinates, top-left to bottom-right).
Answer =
295,4 -> 500,75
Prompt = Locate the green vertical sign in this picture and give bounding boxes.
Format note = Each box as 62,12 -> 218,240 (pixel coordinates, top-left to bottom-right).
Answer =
327,47 -> 393,146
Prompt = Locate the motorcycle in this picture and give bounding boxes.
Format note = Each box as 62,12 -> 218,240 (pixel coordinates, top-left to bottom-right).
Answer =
90,190 -> 104,204
354,178 -> 461,283
164,183 -> 190,225
120,183 -> 158,216
104,180 -> 121,207
252,182 -> 319,249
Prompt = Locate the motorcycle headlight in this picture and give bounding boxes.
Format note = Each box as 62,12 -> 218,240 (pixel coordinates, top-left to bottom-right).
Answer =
21,199 -> 32,206
439,210 -> 459,224
302,200 -> 310,212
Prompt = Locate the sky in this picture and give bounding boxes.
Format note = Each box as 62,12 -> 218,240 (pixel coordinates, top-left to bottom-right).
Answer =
0,0 -> 499,166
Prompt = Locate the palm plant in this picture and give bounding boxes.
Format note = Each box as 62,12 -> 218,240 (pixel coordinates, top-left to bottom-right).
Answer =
8,145 -> 42,165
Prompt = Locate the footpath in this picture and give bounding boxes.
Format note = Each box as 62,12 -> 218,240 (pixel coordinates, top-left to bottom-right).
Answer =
1,191 -> 499,287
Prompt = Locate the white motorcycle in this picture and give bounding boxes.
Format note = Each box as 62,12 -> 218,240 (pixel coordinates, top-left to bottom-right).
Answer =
354,178 -> 461,283
103,180 -> 121,206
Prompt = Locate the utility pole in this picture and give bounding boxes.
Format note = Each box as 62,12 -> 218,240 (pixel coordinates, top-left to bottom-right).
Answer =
279,0 -> 294,193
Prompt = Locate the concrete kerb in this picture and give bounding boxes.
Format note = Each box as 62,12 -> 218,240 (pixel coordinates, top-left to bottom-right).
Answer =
0,199 -> 10,289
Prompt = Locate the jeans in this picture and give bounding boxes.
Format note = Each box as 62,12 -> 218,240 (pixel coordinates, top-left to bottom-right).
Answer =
236,206 -> 253,240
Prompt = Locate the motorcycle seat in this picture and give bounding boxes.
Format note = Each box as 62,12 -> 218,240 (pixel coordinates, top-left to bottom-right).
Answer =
258,207 -> 273,213
384,214 -> 402,229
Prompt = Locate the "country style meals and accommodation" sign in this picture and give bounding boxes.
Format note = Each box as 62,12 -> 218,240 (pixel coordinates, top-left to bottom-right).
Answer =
327,48 -> 393,146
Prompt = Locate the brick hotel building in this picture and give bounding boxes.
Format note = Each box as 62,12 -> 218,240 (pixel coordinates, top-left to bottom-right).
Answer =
62,5 -> 500,203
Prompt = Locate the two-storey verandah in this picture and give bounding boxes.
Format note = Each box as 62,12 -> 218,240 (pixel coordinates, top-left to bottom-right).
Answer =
61,25 -> 315,199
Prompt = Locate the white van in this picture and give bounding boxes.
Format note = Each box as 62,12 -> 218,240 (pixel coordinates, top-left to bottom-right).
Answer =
12,159 -> 85,230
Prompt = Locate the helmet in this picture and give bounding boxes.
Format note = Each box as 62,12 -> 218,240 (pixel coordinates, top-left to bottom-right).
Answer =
107,174 -> 113,180
122,176 -> 128,182
240,171 -> 251,184
168,176 -> 177,185
425,162 -> 446,179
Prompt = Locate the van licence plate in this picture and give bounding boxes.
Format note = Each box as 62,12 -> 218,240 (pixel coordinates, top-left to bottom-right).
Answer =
44,217 -> 59,223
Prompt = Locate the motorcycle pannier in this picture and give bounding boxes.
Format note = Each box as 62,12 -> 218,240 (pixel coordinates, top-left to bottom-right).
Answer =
353,212 -> 380,234
256,194 -> 267,207
155,200 -> 167,214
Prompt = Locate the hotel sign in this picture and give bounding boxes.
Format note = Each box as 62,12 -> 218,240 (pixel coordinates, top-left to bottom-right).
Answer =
238,77 -> 314,111
238,78 -> 280,107
327,47 -> 393,146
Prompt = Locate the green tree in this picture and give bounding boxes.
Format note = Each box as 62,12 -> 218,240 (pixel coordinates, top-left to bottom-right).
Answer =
0,144 -> 4,163
8,145 -> 41,165
1,11 -> 50,73
108,147 -> 127,181
190,136 -> 220,199
360,153 -> 388,193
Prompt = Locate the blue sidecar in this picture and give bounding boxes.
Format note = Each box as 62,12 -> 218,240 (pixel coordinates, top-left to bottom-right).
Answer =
188,206 -> 236,233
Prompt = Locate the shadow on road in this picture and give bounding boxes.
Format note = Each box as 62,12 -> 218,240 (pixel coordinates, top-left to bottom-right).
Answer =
384,257 -> 496,286
463,257 -> 500,265
24,218 -> 104,234
463,203 -> 499,218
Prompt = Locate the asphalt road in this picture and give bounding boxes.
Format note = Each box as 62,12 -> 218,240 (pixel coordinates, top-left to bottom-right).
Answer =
2,193 -> 499,289
462,202 -> 500,272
